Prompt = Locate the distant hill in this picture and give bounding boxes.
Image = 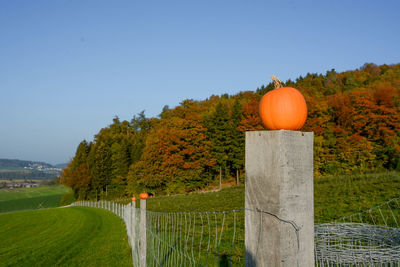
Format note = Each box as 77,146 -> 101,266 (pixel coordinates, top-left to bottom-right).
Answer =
0,159 -> 53,169
0,159 -> 62,180
53,163 -> 67,169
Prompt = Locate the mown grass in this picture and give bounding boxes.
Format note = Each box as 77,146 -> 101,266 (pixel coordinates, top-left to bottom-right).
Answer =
0,185 -> 68,201
0,207 -> 132,267
0,185 -> 73,213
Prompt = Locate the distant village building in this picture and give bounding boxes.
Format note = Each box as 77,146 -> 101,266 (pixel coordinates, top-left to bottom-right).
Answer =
1,182 -> 40,189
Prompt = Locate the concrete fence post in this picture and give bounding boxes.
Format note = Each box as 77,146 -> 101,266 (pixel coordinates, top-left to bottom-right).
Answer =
140,198 -> 147,267
245,130 -> 314,267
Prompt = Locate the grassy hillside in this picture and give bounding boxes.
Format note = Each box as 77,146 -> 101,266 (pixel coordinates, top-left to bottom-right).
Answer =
0,207 -> 131,267
314,171 -> 400,222
140,171 -> 400,223
0,185 -> 72,213
0,185 -> 67,201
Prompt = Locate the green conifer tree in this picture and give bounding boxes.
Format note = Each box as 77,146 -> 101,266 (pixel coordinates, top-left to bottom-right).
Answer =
205,101 -> 231,188
91,142 -> 112,200
229,99 -> 244,185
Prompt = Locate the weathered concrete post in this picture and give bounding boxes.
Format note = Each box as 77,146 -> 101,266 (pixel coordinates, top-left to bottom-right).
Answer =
140,198 -> 147,267
245,130 -> 314,267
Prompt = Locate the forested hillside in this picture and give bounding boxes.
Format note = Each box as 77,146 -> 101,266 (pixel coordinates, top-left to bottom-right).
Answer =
0,159 -> 52,169
61,63 -> 400,199
0,159 -> 61,180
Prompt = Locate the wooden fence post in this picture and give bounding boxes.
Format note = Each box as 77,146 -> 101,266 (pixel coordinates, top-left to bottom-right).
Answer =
245,130 -> 314,266
140,198 -> 147,267
131,199 -> 136,251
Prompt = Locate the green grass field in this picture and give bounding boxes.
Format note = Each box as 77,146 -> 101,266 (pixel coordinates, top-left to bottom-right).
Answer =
0,185 -> 72,213
0,207 -> 132,267
314,171 -> 400,222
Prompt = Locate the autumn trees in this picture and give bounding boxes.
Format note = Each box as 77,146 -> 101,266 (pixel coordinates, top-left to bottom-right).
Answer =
128,113 -> 215,195
61,114 -> 155,199
62,63 -> 400,199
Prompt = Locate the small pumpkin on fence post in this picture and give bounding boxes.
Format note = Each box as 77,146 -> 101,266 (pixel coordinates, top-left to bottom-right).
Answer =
139,193 -> 149,199
131,196 -> 136,202
259,75 -> 308,130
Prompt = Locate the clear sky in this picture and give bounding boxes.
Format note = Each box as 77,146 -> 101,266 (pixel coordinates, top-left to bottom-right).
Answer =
0,0 -> 399,165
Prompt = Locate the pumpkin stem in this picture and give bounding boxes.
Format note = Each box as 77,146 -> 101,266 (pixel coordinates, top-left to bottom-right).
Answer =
271,75 -> 283,89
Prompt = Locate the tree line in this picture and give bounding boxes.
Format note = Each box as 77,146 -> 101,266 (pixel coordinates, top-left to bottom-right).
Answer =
61,63 -> 400,199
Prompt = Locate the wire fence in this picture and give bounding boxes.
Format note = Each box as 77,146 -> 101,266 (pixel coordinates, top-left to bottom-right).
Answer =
72,197 -> 400,267
146,209 -> 244,266
72,200 -> 245,266
71,201 -> 298,266
315,197 -> 400,266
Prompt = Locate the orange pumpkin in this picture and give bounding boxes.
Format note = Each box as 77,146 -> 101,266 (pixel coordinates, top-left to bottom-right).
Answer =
139,193 -> 149,199
259,77 -> 307,130
131,197 -> 136,202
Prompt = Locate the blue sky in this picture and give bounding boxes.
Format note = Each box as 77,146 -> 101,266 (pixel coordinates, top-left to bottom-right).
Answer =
0,0 -> 399,165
